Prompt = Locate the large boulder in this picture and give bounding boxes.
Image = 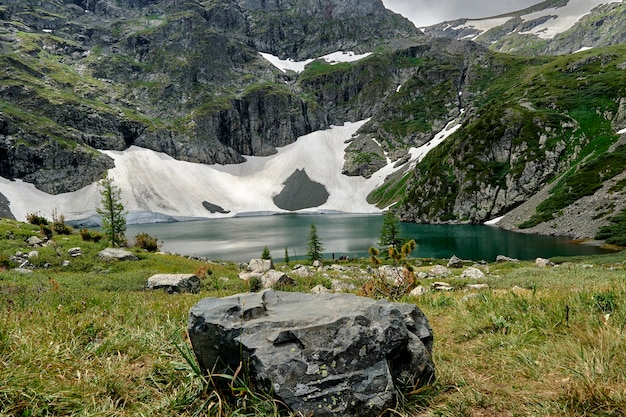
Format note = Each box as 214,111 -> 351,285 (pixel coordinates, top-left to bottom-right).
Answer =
188,290 -> 435,417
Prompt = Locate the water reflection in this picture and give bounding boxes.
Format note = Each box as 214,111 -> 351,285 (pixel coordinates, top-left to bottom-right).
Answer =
126,214 -> 610,262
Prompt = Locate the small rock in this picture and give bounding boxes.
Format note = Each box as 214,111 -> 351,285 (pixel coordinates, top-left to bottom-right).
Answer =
460,267 -> 485,279
312,260 -> 323,269
291,265 -> 312,277
496,255 -> 519,263
147,274 -> 201,294
62,260 -> 71,267
238,271 -> 263,281
410,285 -> 429,297
248,259 -> 273,273
431,282 -> 453,291
98,248 -> 138,261
535,258 -> 553,268
429,265 -> 451,278
447,255 -> 464,268
262,270 -> 295,288
13,268 -> 33,274
466,283 -> 489,290
311,284 -> 332,294
331,279 -> 356,292
417,271 -> 429,279
27,236 -> 43,247
68,247 -> 83,257
28,251 -> 39,259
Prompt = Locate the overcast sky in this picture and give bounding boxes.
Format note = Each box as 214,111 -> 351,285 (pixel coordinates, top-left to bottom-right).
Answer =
382,0 -> 544,27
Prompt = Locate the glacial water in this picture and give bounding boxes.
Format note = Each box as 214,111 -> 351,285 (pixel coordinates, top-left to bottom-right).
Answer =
125,214 -> 612,262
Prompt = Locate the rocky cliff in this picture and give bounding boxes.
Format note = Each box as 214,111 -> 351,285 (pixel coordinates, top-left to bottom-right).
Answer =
0,0 -> 420,193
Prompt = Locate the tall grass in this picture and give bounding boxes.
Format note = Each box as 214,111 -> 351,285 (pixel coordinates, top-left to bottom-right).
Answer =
0,218 -> 625,416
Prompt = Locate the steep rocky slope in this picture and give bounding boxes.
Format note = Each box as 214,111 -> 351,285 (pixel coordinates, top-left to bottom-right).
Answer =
423,0 -> 626,56
0,0 -> 420,193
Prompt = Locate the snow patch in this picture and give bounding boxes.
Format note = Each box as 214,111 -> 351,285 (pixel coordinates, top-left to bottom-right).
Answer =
618,127 -> 626,135
454,0 -> 620,40
259,51 -> 371,73
0,121 -> 385,223
485,216 -> 504,226
574,46 -> 594,53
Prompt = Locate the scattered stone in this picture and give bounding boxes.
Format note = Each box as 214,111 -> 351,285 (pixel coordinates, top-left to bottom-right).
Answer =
248,259 -> 273,273
431,282 -> 453,291
329,264 -> 347,272
312,260 -> 323,269
460,267 -> 485,279
147,274 -> 201,294
429,265 -> 451,278
13,268 -> 33,274
188,290 -> 435,417
535,258 -> 553,268
416,271 -> 429,279
466,283 -> 489,290
261,270 -> 296,288
292,264 -> 312,278
68,247 -> 83,257
496,255 -> 519,263
311,284 -> 331,294
28,251 -> 39,259
447,255 -> 464,268
410,285 -> 429,297
62,260 -> 71,267
378,265 -> 410,284
330,279 -> 357,293
238,271 -> 263,281
27,236 -> 43,247
98,248 -> 138,261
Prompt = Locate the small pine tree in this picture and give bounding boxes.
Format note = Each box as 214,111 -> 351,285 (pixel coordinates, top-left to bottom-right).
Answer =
284,246 -> 290,265
379,210 -> 402,252
96,174 -> 127,247
261,246 -> 272,260
307,223 -> 324,262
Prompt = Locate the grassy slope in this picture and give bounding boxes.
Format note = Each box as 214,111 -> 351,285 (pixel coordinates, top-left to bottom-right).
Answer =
0,219 -> 625,416
398,45 -> 626,226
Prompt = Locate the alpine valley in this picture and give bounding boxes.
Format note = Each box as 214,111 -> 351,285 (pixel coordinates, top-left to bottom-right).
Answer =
2,0 -> 626,243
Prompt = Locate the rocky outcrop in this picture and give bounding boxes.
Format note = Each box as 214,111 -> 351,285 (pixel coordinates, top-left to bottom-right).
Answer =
188,290 -> 435,417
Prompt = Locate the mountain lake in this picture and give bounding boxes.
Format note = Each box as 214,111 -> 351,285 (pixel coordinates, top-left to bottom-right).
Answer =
125,214 -> 613,262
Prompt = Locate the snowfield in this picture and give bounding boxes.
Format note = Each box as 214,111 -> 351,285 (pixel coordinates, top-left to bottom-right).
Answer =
259,51 -> 372,73
1,117 -> 462,224
455,0 -> 621,40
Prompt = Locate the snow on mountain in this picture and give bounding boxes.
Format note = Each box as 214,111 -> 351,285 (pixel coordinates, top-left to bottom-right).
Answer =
455,0 -> 621,39
259,51 -> 372,74
1,114 -> 464,224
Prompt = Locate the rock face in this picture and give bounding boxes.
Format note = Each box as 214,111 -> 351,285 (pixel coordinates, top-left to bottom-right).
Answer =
188,290 -> 435,417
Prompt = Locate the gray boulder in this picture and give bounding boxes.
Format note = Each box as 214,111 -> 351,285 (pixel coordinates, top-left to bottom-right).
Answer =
188,290 -> 435,417
147,274 -> 201,294
429,265 -> 451,278
98,248 -> 138,261
447,255 -> 464,268
68,247 -> 83,257
496,255 -> 519,263
27,236 -> 43,247
248,258 -> 273,273
460,267 -> 485,279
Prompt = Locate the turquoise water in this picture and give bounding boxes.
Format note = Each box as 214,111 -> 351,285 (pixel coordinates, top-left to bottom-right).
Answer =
126,214 -> 611,262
